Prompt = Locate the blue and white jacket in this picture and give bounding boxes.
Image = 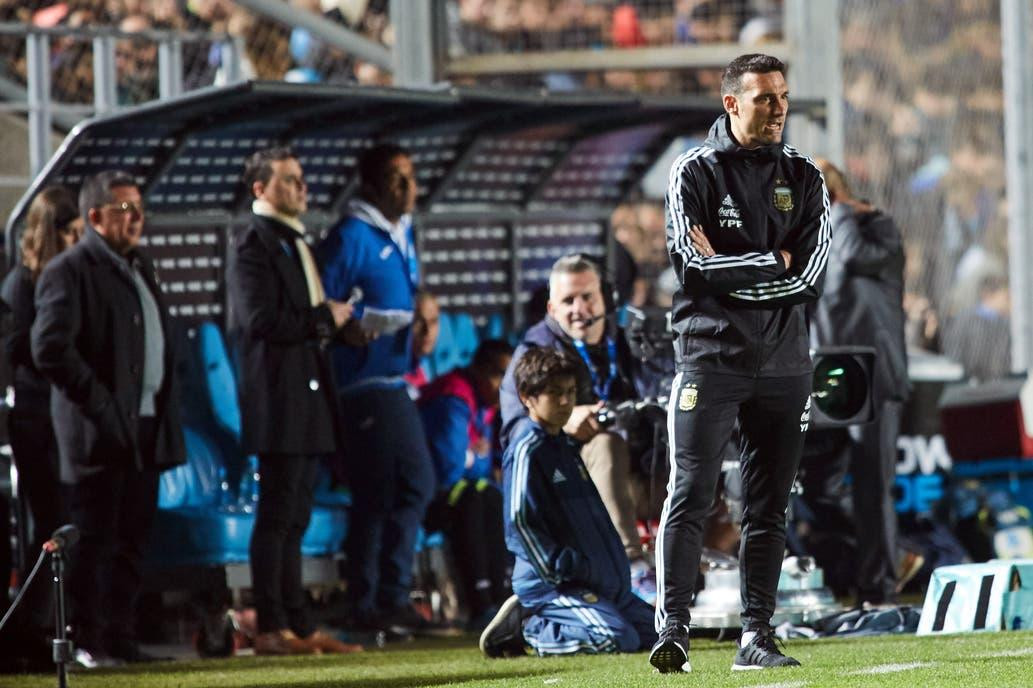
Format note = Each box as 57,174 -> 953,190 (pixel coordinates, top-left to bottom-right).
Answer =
317,199 -> 420,395
502,417 -> 631,604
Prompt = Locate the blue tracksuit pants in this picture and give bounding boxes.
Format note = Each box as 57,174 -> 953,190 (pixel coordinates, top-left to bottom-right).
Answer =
521,586 -> 657,655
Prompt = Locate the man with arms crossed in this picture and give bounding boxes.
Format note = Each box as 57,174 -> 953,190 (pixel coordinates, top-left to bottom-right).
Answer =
650,53 -> 830,673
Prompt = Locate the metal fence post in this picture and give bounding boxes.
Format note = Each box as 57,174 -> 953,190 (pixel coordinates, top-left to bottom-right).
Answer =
25,31 -> 52,176
1002,0 -> 1033,372
391,0 -> 443,87
93,33 -> 118,113
783,0 -> 843,164
158,36 -> 184,100
220,37 -> 244,85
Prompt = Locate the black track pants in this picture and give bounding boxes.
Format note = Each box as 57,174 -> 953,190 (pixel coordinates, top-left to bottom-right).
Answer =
654,370 -> 811,632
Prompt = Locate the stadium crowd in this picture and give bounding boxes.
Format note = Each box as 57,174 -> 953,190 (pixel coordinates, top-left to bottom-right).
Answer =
0,1 -> 784,105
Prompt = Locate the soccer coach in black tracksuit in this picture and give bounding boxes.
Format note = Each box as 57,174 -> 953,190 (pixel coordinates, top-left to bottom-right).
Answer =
649,54 -> 830,674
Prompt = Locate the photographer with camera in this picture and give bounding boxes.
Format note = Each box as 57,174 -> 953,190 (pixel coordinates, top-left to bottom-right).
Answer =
500,255 -> 652,589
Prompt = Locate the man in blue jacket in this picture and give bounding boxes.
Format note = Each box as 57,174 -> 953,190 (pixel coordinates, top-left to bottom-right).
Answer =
317,143 -> 435,632
481,347 -> 656,658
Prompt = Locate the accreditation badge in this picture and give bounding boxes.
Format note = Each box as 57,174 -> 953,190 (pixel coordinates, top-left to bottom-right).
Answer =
773,179 -> 794,212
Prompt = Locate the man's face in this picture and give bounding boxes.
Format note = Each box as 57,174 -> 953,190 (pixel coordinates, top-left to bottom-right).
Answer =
255,157 -> 307,217
724,70 -> 789,148
522,375 -> 577,433
376,154 -> 418,221
411,296 -> 440,357
90,184 -> 144,255
547,269 -> 606,343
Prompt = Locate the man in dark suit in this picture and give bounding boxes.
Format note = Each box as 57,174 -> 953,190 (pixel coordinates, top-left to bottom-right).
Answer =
228,147 -> 361,655
31,170 -> 185,666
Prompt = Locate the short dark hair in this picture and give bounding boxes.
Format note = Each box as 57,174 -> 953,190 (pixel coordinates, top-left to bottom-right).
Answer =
79,169 -> 137,226
514,347 -> 578,400
358,142 -> 410,193
243,146 -> 296,195
721,53 -> 786,95
472,338 -> 514,372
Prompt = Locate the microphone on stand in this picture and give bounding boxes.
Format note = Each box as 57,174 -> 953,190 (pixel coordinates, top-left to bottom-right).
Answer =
43,524 -> 79,553
46,525 -> 78,688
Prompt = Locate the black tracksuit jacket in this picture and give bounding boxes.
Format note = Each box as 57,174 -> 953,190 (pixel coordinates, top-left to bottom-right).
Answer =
665,114 -> 831,377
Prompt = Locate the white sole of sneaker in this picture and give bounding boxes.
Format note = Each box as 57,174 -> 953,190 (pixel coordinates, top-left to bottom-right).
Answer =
479,594 -> 523,657
731,663 -> 765,671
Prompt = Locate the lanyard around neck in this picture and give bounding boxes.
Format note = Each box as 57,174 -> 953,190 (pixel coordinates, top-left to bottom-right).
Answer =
571,337 -> 618,402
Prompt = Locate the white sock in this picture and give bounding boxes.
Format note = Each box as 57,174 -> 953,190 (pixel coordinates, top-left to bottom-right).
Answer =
740,631 -> 757,648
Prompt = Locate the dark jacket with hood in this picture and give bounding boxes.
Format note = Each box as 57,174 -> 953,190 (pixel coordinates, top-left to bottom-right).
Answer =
812,202 -> 909,404
665,114 -> 831,377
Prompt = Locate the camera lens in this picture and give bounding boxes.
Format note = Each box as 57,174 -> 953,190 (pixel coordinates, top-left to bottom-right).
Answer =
811,355 -> 867,421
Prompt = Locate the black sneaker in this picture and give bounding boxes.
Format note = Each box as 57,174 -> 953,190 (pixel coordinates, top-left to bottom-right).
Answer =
478,594 -> 527,658
649,621 -> 690,673
732,629 -> 801,670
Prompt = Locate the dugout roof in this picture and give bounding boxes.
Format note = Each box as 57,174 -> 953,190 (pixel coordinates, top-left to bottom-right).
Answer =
4,80 -> 824,322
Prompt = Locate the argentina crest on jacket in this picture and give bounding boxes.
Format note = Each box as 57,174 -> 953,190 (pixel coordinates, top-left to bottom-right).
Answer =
678,384 -> 698,411
773,178 -> 793,211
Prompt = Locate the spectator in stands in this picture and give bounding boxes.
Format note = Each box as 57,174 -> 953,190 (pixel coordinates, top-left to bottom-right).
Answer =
317,143 -> 436,634
228,147 -> 362,656
419,338 -> 514,630
806,159 -> 910,607
499,254 -> 652,588
0,186 -> 82,670
116,14 -> 158,105
481,347 -> 656,658
942,274 -> 1011,382
404,290 -> 441,391
31,170 -> 185,667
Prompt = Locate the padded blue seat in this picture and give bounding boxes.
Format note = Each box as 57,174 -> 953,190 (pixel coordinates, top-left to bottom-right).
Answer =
479,313 -> 505,341
158,427 -> 223,509
149,321 -> 349,570
428,311 -> 456,379
197,321 -> 242,440
147,504 -> 348,568
451,312 -> 479,368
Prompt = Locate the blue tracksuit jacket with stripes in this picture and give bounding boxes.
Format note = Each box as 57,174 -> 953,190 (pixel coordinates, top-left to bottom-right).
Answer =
502,418 -> 631,604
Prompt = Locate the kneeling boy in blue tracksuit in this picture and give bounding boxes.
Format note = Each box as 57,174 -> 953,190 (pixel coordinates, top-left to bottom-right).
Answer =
480,347 -> 657,657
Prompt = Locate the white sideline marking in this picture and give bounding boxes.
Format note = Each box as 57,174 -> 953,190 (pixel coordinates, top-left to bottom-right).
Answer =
850,661 -> 935,675
982,648 -> 1033,658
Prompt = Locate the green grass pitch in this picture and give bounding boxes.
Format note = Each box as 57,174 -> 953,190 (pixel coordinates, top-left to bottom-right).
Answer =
4,631 -> 1033,688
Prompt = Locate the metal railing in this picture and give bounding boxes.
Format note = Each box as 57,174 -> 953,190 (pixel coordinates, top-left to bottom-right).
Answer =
0,23 -> 244,179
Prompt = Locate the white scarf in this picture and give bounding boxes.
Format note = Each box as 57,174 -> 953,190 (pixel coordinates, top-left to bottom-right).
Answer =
252,199 -> 325,306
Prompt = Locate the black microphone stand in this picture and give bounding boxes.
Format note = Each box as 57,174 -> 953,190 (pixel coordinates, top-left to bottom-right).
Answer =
51,548 -> 71,688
